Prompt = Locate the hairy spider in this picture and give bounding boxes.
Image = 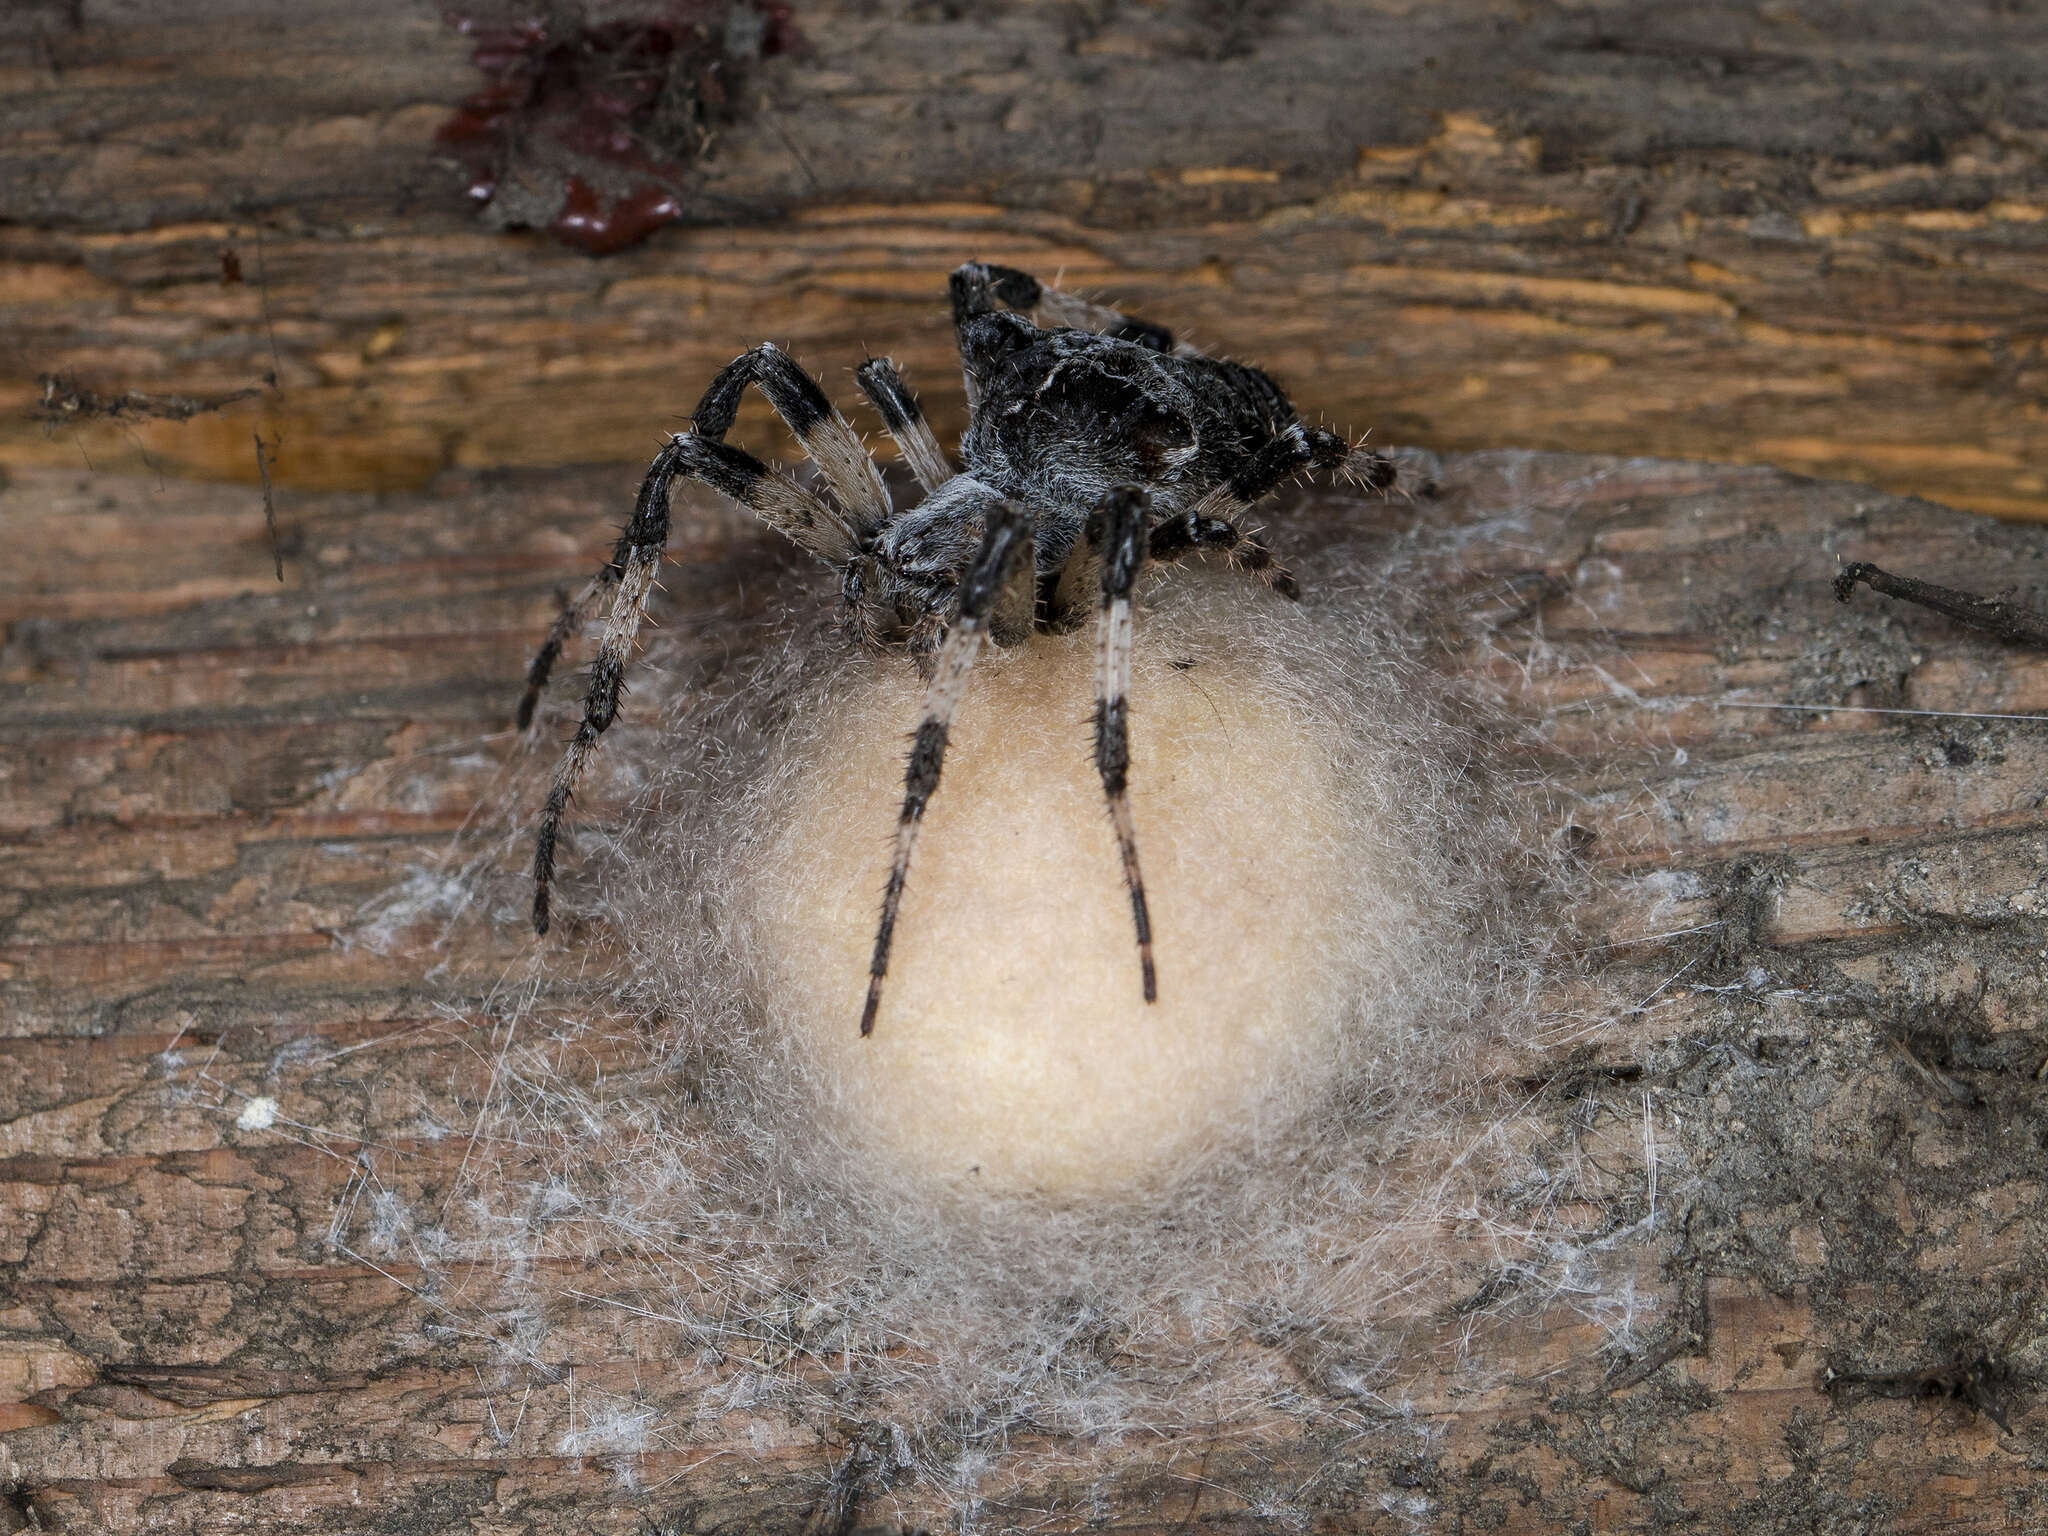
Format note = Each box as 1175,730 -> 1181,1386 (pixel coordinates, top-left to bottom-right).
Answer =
519,262 -> 1395,1034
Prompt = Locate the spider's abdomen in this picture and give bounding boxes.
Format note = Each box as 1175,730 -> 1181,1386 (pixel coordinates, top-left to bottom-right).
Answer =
962,329 -> 1200,503
1183,357 -> 1302,455
959,325 -> 1305,520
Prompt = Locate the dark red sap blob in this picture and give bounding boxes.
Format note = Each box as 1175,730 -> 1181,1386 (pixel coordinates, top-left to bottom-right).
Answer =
553,179 -> 685,252
436,2 -> 800,255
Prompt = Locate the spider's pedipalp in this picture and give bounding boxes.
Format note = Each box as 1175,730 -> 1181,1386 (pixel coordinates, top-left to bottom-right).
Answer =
1051,499 -> 1292,633
1296,425 -> 1397,494
1344,444 -> 1399,494
862,498 -> 1033,1035
1146,508 -> 1299,601
691,343 -> 892,540
1224,423 -> 1327,506
854,356 -> 955,495
1163,422 -> 1371,598
1087,484 -> 1158,1004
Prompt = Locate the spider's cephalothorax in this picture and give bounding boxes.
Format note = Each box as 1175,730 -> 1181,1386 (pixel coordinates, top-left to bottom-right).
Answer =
519,262 -> 1396,1034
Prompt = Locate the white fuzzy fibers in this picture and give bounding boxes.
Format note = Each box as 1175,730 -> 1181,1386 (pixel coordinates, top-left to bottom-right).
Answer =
351,504 -> 1635,1511
751,611 -> 1424,1199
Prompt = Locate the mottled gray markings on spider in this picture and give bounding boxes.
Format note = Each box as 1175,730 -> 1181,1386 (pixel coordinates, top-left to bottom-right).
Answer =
518,261 -> 1399,1035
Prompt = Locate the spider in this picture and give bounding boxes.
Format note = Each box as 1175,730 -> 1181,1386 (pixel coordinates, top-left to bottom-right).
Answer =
518,261 -> 1395,1034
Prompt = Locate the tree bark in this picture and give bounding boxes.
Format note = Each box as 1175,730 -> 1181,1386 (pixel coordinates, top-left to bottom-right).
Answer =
2,1 -> 2046,517
5,4 -> 2047,1525
3,451 -> 2045,1532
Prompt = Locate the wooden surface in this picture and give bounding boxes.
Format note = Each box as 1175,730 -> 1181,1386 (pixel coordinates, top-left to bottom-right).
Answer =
3,451 -> 2047,1531
4,1 -> 2048,516
5,3 -> 2048,1527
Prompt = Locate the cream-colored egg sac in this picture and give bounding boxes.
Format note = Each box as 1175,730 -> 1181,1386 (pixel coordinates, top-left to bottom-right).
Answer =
746,621 -> 1403,1201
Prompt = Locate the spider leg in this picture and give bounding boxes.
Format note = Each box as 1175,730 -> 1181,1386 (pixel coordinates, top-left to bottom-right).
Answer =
675,433 -> 866,562
517,565 -> 616,731
1158,423 -> 1393,599
515,344 -> 889,733
1086,485 -> 1159,1004
530,433 -> 867,934
853,356 -> 955,495
691,343 -> 892,541
862,499 -> 1033,1035
515,432 -> 861,718
1143,506 -> 1301,600
532,439 -> 684,935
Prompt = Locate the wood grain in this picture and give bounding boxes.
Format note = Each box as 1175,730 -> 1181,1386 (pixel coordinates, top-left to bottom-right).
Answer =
5,3 -> 2048,1524
3,452 -> 2045,1532
3,1 -> 2047,517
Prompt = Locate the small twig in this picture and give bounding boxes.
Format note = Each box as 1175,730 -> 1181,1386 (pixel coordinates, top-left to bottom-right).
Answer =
1711,700 -> 2048,723
1834,560 -> 2048,648
253,224 -> 284,386
36,374 -> 259,425
254,430 -> 283,580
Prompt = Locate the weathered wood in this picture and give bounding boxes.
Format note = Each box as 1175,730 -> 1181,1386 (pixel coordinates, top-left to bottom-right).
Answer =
3,453 -> 2045,1532
3,2 -> 2047,517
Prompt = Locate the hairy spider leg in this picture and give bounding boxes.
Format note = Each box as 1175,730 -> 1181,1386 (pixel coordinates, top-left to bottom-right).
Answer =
517,565 -> 618,731
1043,451 -> 1312,624
853,357 -> 955,495
515,348 -> 881,730
1089,486 -> 1159,1004
691,343 -> 892,542
531,433 -> 864,934
531,440 -> 679,935
862,500 -> 1034,1035
1142,510 -> 1295,599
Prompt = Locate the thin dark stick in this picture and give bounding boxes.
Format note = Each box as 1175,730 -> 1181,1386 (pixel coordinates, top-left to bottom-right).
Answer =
35,375 -> 261,425
252,225 -> 284,387
250,223 -> 286,580
1833,561 -> 2048,648
255,431 -> 283,581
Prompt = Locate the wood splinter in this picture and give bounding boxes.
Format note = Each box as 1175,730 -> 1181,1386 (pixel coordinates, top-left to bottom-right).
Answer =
1834,560 -> 2048,649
